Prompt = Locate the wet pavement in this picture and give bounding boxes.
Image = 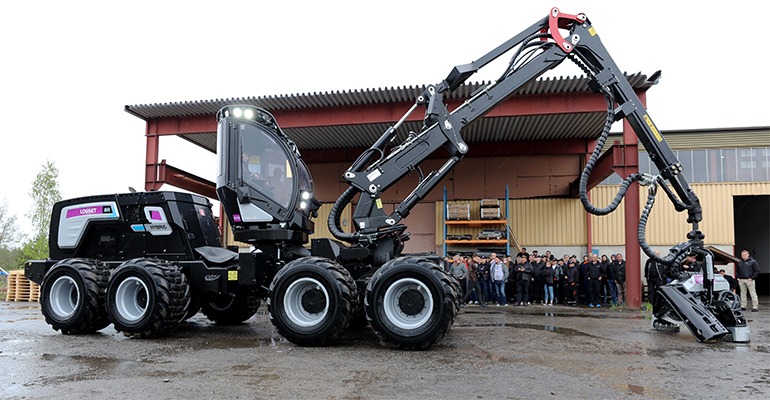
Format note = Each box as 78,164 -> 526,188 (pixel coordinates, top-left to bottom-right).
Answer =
1,298 -> 768,399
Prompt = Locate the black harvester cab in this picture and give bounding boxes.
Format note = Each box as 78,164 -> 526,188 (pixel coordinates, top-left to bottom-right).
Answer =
215,105 -> 320,252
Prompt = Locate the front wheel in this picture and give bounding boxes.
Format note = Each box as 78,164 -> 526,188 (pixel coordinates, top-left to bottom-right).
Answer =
40,258 -> 109,334
365,257 -> 459,350
268,257 -> 357,346
106,258 -> 190,338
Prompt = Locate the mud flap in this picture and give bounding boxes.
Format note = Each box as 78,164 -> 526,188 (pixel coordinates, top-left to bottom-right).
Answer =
654,284 -> 729,342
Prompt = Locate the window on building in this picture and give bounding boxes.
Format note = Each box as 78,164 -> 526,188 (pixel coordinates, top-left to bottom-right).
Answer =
598,146 -> 770,185
692,150 -> 708,183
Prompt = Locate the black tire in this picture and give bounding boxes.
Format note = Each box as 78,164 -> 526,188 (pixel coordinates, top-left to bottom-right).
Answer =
365,257 -> 459,350
201,292 -> 260,324
106,258 -> 190,338
268,257 -> 357,346
40,258 -> 110,334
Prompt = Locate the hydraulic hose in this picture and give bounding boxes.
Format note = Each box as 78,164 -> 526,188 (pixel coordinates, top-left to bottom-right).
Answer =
637,180 -> 681,265
576,84 -> 644,215
567,54 -> 686,265
327,186 -> 360,244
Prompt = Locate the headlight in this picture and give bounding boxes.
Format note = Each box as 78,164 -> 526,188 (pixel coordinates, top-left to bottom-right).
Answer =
233,107 -> 243,118
300,201 -> 308,210
301,191 -> 312,200
244,109 -> 255,119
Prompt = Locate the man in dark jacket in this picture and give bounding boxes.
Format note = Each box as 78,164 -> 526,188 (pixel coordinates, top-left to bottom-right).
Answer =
736,250 -> 760,312
719,269 -> 739,294
645,250 -> 666,307
681,255 -> 702,273
564,260 -> 579,306
587,254 -> 604,308
477,256 -> 491,304
612,254 -> 627,306
531,255 -> 545,304
515,255 -> 533,306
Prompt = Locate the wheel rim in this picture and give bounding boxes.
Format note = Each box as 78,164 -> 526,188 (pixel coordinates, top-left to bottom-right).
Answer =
114,277 -> 150,323
283,277 -> 329,327
382,278 -> 433,330
49,275 -> 80,319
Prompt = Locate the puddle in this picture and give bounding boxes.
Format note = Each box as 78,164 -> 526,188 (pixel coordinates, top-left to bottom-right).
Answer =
730,344 -> 770,353
463,309 -> 651,320
193,336 -> 290,350
455,322 -> 593,337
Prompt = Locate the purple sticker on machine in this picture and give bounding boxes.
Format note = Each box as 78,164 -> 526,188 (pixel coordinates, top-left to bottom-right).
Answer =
695,275 -> 703,284
150,211 -> 162,221
233,214 -> 242,222
66,207 -> 103,218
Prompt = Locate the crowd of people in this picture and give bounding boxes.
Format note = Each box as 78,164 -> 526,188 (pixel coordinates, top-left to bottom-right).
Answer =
444,248 -> 632,308
443,246 -> 760,312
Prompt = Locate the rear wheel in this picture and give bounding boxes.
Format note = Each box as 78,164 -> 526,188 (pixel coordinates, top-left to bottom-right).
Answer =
365,257 -> 459,350
106,258 -> 189,338
268,257 -> 356,346
201,292 -> 260,324
40,258 -> 109,334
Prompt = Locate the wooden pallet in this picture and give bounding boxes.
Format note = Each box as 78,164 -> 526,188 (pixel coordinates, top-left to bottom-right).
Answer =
6,270 -> 40,302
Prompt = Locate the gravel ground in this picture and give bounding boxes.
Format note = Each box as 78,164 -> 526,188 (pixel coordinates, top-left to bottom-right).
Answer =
1,298 -> 768,399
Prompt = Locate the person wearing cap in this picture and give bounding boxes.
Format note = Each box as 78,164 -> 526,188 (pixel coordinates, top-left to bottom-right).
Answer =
555,258 -> 566,304
719,269 -> 739,294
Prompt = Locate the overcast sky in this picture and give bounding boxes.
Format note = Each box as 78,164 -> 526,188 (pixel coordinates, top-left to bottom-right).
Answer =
1,0 -> 768,240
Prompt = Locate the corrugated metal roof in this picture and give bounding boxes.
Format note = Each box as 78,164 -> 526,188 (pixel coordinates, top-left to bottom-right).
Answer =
178,112 -> 607,153
601,126 -> 770,152
125,73 -> 655,120
128,72 -> 656,152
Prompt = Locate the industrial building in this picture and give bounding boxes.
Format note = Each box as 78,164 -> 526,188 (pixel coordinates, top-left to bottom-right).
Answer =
125,73 -> 770,302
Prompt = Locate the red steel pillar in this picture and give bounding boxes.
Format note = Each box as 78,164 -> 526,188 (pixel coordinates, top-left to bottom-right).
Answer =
622,92 -> 644,308
145,120 -> 162,192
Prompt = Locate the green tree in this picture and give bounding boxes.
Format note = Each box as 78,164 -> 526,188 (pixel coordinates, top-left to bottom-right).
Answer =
0,199 -> 20,250
21,160 -> 62,261
1,199 -> 22,273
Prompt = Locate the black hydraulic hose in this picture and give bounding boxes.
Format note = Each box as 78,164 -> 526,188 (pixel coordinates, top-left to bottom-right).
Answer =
498,32 -> 552,82
327,186 -> 359,243
567,54 -> 684,265
638,180 -> 679,265
568,52 -> 644,216
576,87 -> 644,215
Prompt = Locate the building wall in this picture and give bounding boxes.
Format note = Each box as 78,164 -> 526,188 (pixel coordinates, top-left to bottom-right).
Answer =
299,156 -> 770,257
